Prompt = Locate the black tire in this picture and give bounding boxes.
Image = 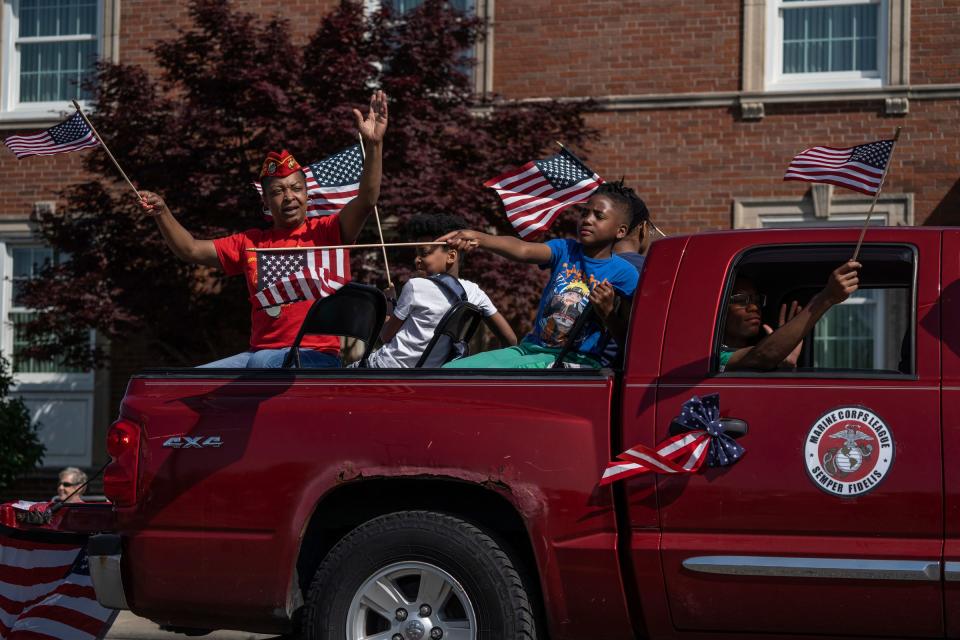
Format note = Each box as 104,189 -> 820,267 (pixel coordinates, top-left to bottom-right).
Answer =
302,510 -> 537,640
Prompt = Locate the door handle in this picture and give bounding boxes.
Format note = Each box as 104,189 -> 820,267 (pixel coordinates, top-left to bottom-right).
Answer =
669,417 -> 748,438
719,418 -> 748,438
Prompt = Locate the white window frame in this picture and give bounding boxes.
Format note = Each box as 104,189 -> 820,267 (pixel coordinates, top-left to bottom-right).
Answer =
363,0 -> 492,95
0,0 -> 103,122
764,0 -> 888,92
0,223 -> 95,468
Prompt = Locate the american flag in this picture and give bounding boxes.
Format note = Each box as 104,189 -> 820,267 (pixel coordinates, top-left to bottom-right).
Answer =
783,139 -> 895,196
254,248 -> 349,309
485,148 -> 604,239
1,519 -> 116,640
254,144 -> 363,219
3,112 -> 99,160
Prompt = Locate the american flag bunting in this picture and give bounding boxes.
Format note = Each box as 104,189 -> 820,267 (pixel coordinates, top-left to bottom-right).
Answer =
1,512 -> 116,640
485,148 -> 604,239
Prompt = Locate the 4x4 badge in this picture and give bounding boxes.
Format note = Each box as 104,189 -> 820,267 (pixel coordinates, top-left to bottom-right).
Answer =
805,407 -> 894,497
162,436 -> 223,449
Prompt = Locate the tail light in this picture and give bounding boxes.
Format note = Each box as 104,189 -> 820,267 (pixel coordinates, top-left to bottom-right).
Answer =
104,419 -> 141,507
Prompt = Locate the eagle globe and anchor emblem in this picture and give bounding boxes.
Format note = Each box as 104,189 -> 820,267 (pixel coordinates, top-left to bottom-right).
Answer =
823,426 -> 874,476
804,406 -> 895,497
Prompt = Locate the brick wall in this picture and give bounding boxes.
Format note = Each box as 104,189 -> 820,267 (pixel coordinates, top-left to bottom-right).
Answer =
578,98 -> 960,233
911,0 -> 960,85
494,0 -> 742,98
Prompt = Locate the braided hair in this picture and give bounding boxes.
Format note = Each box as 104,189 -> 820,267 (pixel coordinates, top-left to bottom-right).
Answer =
595,179 -> 649,231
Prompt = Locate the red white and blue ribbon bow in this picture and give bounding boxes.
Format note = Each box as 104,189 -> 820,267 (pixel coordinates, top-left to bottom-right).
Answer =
600,394 -> 745,485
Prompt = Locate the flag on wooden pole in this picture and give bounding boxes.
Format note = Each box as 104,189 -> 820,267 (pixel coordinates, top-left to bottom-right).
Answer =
783,139 -> 894,195
3,112 -> 98,159
485,147 -> 604,239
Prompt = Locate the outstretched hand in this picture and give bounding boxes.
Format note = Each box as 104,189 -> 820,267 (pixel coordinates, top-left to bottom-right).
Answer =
138,190 -> 170,218
763,301 -> 803,368
437,230 -> 481,253
824,260 -> 861,304
355,90 -> 388,145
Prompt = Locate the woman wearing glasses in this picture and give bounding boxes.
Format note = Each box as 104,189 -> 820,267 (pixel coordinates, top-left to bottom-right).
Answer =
720,261 -> 861,372
55,467 -> 87,504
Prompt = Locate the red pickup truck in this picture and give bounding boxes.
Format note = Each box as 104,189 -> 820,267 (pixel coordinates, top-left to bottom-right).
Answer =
77,227 -> 960,640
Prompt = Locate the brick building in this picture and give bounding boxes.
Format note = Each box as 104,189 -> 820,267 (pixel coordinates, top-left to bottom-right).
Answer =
0,0 -> 957,489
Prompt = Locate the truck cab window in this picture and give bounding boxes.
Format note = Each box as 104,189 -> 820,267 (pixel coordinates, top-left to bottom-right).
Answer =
714,245 -> 915,375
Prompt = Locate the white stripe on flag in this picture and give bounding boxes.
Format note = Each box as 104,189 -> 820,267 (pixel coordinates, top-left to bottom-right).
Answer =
0,544 -> 79,569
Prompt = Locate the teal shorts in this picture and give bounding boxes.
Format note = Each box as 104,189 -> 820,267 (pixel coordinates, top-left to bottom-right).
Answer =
442,341 -> 601,369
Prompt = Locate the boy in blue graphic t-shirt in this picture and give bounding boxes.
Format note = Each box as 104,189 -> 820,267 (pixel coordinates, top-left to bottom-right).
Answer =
441,181 -> 646,368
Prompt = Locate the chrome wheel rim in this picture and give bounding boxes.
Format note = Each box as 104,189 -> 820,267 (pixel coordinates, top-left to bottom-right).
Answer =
346,560 -> 477,640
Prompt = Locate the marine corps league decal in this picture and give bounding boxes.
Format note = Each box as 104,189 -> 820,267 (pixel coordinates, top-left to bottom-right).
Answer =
805,406 -> 895,497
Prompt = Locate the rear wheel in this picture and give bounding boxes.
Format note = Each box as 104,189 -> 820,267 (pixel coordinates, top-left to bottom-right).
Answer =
302,510 -> 537,640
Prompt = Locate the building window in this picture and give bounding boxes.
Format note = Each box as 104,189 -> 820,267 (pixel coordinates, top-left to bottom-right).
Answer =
761,0 -> 896,92
367,0 -> 491,95
384,0 -> 473,12
742,0 -> 910,95
8,245 -> 80,373
1,0 -> 108,119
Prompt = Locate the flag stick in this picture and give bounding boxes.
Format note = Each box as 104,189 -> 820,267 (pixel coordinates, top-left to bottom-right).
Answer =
71,100 -> 142,201
358,132 -> 393,288
245,241 -> 446,253
852,127 -> 903,262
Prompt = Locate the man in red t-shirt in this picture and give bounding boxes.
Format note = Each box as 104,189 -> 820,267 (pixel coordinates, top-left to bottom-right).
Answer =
138,91 -> 388,367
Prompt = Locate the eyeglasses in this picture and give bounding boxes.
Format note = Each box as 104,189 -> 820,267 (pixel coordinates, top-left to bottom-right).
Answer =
59,481 -> 78,488
729,293 -> 766,308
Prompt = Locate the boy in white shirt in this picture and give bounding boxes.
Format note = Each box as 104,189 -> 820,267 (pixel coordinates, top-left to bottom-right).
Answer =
366,214 -> 517,368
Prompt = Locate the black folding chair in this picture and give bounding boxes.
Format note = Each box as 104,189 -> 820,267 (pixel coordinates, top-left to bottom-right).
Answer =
283,283 -> 386,368
415,302 -> 484,368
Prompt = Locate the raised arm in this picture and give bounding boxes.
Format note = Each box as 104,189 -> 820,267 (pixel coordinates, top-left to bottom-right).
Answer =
438,230 -> 552,265
140,191 -> 219,268
726,261 -> 860,371
338,91 -> 388,244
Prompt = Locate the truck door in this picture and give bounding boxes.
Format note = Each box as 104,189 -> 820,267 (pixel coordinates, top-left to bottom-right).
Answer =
941,229 -> 960,638
650,232 -> 942,637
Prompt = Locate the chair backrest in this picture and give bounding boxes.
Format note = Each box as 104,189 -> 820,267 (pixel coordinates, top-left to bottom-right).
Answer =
415,301 -> 484,368
285,283 -> 386,367
551,304 -> 596,369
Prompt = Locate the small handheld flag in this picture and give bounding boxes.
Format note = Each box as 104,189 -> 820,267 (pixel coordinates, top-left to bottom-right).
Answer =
783,139 -> 894,196
254,248 -> 349,309
3,111 -> 99,159
254,144 -> 363,219
485,147 -> 604,239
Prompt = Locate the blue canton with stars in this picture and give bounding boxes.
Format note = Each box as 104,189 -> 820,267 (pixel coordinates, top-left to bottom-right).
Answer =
849,140 -> 894,170
257,251 -> 306,291
49,112 -> 93,144
535,149 -> 593,190
307,144 -> 363,187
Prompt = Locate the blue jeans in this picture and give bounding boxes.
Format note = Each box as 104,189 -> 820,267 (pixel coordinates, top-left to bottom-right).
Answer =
198,348 -> 341,368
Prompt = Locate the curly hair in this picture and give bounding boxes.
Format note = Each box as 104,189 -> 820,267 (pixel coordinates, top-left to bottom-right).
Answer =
595,179 -> 649,231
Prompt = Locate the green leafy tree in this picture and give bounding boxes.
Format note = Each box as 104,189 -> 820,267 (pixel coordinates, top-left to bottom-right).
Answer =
0,355 -> 44,489
22,0 -> 595,367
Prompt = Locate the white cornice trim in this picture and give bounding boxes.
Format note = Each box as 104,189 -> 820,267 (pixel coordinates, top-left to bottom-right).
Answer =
491,83 -> 960,112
